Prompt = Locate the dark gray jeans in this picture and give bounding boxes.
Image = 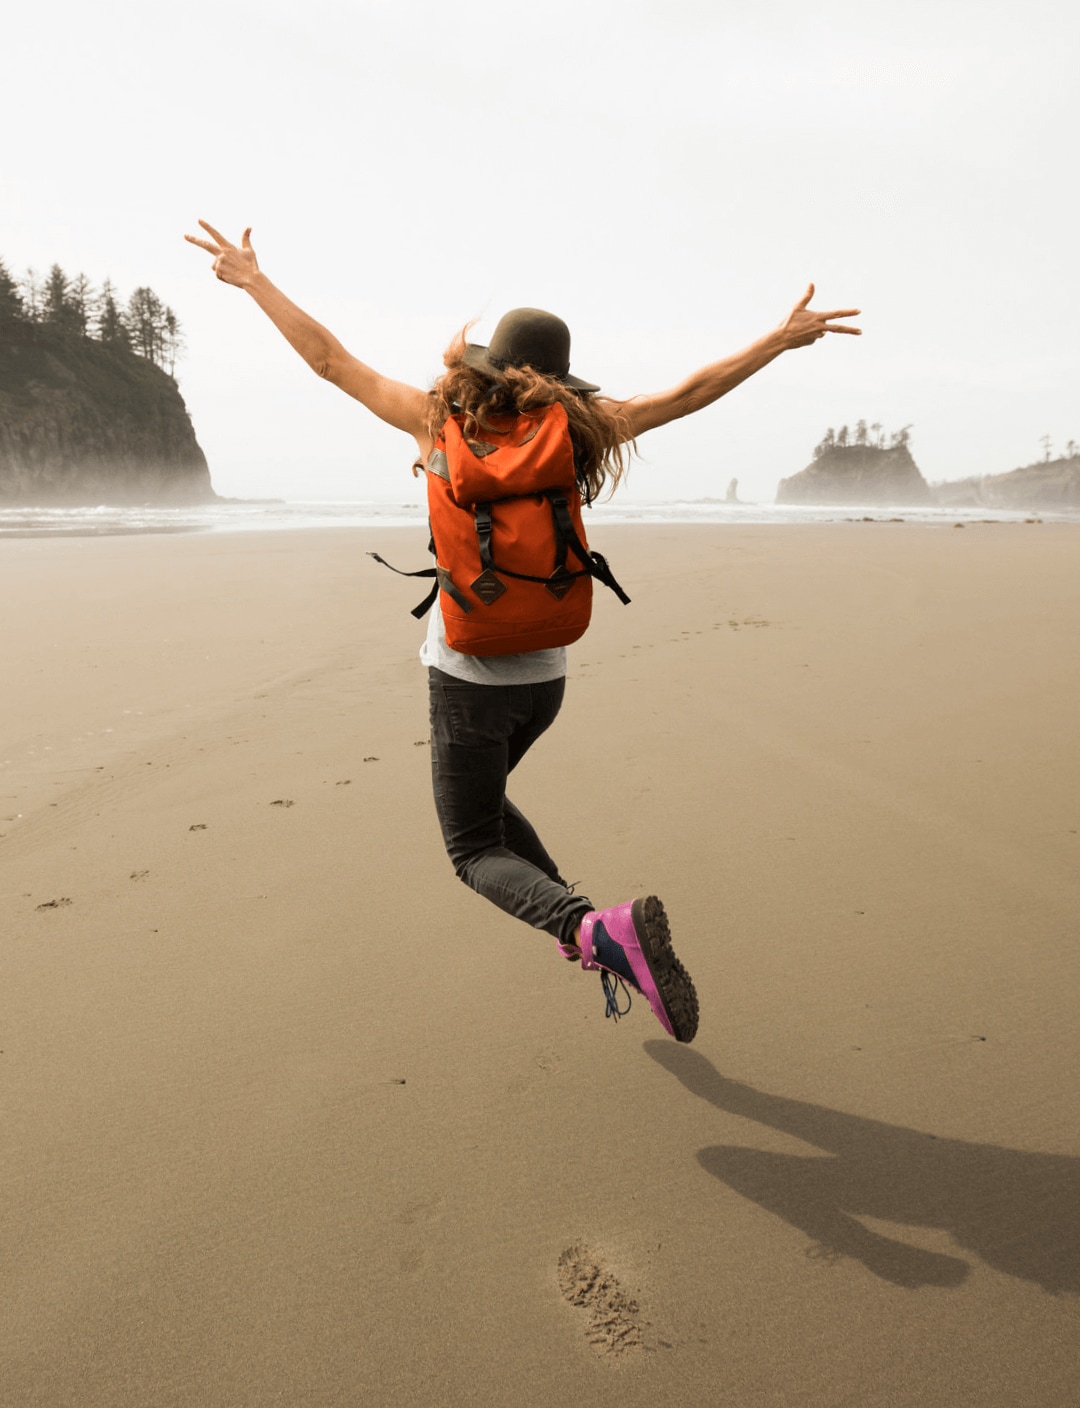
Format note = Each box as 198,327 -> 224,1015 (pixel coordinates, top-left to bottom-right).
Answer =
428,667 -> 592,944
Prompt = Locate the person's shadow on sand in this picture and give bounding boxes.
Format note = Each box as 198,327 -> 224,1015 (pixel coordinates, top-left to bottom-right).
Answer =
645,1042 -> 1080,1294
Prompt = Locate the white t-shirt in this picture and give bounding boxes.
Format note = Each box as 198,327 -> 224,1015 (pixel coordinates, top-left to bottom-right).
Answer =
419,594 -> 567,684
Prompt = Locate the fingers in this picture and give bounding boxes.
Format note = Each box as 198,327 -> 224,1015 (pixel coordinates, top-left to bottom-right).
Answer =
183,233 -> 218,253
825,324 -> 862,335
241,226 -> 253,249
197,218 -> 232,248
819,307 -> 861,320
797,282 -> 815,309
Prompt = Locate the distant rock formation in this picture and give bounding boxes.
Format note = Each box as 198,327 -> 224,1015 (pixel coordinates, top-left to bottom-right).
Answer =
0,325 -> 215,505
933,456 -> 1080,511
776,443 -> 932,507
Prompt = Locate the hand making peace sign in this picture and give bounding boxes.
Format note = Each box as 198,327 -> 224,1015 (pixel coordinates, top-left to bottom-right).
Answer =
183,220 -> 260,289
779,283 -> 861,349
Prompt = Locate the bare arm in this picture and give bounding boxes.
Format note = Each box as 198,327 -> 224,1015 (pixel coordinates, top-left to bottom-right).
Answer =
184,221 -> 432,454
613,284 -> 861,439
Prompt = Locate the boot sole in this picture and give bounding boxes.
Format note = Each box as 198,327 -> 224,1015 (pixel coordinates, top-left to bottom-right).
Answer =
632,895 -> 699,1043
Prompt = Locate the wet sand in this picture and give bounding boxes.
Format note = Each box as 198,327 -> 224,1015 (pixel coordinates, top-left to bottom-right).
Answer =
3,522 -> 1079,1406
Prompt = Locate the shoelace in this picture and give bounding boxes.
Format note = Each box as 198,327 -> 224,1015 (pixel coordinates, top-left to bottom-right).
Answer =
600,969 -> 633,1021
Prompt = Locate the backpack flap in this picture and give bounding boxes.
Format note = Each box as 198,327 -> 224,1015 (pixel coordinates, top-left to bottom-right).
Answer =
440,406 -> 576,505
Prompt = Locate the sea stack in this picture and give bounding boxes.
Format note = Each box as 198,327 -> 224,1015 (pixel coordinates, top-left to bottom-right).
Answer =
777,434 -> 931,507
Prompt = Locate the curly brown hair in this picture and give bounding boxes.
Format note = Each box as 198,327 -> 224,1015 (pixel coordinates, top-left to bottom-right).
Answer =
426,325 -> 635,503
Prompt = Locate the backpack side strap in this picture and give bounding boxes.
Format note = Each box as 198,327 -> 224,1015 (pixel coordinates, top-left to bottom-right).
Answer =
548,494 -> 632,605
367,552 -> 473,619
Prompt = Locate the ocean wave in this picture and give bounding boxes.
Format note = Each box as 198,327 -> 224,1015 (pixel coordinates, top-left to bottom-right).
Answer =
0,498 -> 1072,537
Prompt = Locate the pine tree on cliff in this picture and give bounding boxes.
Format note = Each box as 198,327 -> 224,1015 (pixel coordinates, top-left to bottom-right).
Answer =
43,263 -> 81,335
126,286 -> 169,366
96,279 -> 130,348
19,267 -> 42,321
124,286 -> 184,375
0,258 -> 25,323
68,273 -> 95,337
163,306 -> 184,376
813,427 -> 836,459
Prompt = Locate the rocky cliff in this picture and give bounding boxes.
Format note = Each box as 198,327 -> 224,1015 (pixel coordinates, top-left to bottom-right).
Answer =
933,456 -> 1080,511
0,325 -> 215,504
776,443 -> 932,506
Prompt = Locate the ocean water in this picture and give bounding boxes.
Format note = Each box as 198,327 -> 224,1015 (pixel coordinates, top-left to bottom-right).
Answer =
0,497 -> 1070,537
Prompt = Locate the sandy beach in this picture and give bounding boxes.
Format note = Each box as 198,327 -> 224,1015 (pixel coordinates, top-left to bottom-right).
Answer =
3,521 -> 1079,1407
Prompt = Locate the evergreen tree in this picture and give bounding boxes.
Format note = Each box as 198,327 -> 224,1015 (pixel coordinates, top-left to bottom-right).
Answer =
20,267 -> 43,321
126,285 -> 168,366
96,279 -> 130,346
43,263 -> 79,332
162,306 -> 185,376
870,421 -> 883,447
813,427 -> 836,459
68,272 -> 96,336
836,424 -> 849,447
0,257 -> 25,324
855,419 -> 867,445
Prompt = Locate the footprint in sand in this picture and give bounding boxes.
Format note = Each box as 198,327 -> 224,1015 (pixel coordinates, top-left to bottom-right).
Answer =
36,897 -> 73,911
269,799 -> 295,807
392,1195 -> 442,1276
557,1246 -> 643,1357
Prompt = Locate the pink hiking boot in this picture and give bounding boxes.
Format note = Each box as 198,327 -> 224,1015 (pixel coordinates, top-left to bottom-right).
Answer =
578,896 -> 699,1043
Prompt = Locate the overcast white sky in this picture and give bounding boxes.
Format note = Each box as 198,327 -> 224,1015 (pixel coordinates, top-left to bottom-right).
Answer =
5,0 -> 1077,503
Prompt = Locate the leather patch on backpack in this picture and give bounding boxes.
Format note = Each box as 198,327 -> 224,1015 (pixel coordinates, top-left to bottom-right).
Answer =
545,566 -> 576,601
427,449 -> 450,480
517,420 -> 542,446
436,565 -> 473,613
470,569 -> 507,605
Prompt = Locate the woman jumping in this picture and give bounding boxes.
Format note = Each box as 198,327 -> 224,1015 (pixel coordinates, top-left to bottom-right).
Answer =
185,221 -> 860,1043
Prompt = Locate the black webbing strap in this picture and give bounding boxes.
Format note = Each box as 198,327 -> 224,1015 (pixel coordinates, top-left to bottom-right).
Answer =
367,552 -> 438,618
436,566 -> 473,614
474,504 -> 496,572
366,551 -> 433,584
412,580 -> 441,618
546,496 -> 570,574
549,495 -> 632,604
367,552 -> 471,618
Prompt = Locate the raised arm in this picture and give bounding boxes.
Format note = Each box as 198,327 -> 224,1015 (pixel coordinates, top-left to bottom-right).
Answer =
612,284 -> 860,439
184,221 -> 432,453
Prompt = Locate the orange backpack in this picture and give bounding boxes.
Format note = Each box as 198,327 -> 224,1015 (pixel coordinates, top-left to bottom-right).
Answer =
371,403 -> 629,656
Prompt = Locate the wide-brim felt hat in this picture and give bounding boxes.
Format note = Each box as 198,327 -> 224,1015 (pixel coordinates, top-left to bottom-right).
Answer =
462,307 -> 600,393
